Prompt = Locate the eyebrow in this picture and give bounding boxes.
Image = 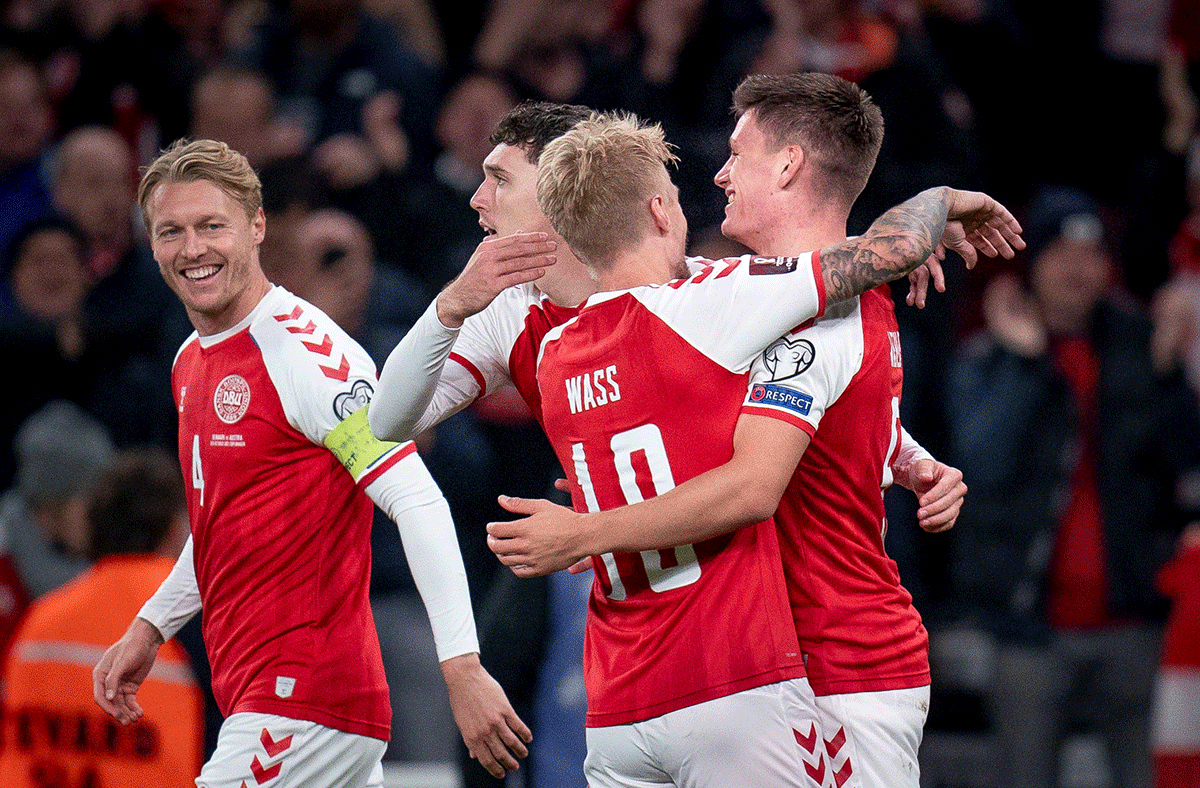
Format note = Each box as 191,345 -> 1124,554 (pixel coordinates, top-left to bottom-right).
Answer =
482,163 -> 510,179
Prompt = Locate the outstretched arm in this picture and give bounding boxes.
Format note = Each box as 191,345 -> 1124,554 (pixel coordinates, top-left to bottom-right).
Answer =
487,414 -> 806,576
820,187 -> 1024,305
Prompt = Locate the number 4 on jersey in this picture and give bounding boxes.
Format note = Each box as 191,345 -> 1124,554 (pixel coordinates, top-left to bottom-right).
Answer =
192,434 -> 205,506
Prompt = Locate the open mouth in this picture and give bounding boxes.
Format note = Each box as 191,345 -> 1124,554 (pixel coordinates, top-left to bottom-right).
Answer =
183,264 -> 222,281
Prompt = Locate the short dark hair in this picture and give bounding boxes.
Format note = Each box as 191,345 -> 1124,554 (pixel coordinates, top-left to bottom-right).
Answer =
490,101 -> 594,164
3,213 -> 88,282
732,72 -> 884,208
87,446 -> 185,561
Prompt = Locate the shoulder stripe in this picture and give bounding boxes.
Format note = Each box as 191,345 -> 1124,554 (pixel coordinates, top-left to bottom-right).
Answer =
741,404 -> 818,435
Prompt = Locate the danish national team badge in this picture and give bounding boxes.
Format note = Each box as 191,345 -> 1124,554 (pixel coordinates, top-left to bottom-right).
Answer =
213,374 -> 251,424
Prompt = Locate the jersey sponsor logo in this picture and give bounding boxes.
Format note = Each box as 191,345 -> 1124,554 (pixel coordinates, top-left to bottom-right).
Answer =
565,365 -> 621,415
763,337 -> 815,380
749,256 -> 800,275
888,330 -> 903,368
213,374 -> 251,424
178,385 -> 188,413
333,379 -> 374,420
749,383 -> 813,416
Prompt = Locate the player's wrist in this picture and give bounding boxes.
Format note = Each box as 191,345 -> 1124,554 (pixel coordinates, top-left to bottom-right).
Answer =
435,292 -> 467,329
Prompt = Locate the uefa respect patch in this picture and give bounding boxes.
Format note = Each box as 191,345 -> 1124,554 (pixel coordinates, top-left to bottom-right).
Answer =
748,383 -> 813,416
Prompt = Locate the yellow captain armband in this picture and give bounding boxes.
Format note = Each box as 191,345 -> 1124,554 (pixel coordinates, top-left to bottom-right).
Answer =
324,405 -> 399,482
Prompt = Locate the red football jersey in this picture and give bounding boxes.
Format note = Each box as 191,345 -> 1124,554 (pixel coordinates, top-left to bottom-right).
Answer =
172,287 -> 412,740
742,286 -> 929,696
531,255 -> 827,727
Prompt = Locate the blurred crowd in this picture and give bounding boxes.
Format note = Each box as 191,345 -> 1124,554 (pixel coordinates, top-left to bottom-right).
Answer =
0,0 -> 1199,787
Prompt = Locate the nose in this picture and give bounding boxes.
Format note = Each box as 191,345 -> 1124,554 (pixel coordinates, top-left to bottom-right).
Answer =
181,228 -> 205,260
469,180 -> 490,213
714,158 -> 732,188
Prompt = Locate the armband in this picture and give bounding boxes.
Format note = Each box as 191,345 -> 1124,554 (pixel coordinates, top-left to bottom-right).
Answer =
324,405 -> 398,482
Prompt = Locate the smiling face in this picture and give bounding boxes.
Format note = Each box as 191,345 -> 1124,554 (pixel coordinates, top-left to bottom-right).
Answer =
470,142 -> 553,238
713,110 -> 787,251
148,179 -> 269,335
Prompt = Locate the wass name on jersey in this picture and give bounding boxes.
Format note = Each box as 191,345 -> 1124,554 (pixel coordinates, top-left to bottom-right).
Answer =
564,365 -> 621,415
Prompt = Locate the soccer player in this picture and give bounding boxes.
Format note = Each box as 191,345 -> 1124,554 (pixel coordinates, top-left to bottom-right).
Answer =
487,73 -> 966,788
90,139 -> 534,787
371,110 -> 1020,787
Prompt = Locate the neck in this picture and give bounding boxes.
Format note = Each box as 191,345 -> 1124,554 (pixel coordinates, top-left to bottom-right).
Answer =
192,273 -> 273,337
537,251 -> 598,307
746,209 -> 848,258
595,236 -> 681,292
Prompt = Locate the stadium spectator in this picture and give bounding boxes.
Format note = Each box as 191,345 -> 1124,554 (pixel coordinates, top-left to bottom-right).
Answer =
0,445 -> 204,788
1152,522 -> 1200,788
0,50 -> 54,286
49,125 -> 186,450
945,184 -> 1200,788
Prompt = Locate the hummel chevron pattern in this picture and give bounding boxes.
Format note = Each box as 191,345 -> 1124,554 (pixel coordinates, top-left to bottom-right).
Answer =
273,305 -> 350,380
824,727 -> 854,788
237,727 -> 293,786
794,724 -> 827,786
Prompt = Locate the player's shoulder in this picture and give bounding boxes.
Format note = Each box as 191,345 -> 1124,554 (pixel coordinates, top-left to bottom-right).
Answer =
249,288 -> 366,363
171,330 -> 202,370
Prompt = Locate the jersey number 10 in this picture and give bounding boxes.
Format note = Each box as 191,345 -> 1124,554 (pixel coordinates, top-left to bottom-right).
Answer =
571,424 -> 701,601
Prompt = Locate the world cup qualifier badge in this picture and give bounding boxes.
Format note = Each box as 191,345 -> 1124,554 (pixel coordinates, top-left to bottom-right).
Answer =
333,379 -> 374,420
763,337 -> 815,381
213,374 -> 251,424
749,256 -> 801,275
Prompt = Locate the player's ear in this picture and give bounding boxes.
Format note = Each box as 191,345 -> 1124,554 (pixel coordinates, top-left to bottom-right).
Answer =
649,194 -> 672,234
777,145 -> 803,190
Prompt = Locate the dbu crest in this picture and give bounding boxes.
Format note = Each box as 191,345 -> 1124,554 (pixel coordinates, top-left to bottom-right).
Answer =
213,375 -> 251,424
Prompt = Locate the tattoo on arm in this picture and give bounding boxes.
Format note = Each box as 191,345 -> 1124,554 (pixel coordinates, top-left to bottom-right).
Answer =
821,187 -> 950,304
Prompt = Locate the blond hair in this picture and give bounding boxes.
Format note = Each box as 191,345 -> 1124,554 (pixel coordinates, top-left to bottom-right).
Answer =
536,112 -> 678,269
138,138 -> 262,234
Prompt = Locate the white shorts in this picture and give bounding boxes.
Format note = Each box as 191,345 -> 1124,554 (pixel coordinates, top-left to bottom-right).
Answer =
813,685 -> 930,788
196,712 -> 386,788
584,678 -> 828,788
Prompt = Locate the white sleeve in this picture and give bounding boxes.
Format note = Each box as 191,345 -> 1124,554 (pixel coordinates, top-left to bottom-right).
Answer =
370,299 -> 464,441
136,535 -> 201,641
742,298 -> 863,430
633,253 -> 825,373
365,450 -> 480,661
370,286 -> 540,441
892,426 -> 935,477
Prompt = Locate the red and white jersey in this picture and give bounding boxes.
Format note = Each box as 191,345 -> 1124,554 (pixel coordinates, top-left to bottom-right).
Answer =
172,286 -> 415,740
448,282 -> 580,420
535,255 -> 828,727
742,285 -> 929,696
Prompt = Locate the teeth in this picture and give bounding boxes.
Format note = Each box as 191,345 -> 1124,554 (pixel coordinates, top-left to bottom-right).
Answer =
183,265 -> 220,280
